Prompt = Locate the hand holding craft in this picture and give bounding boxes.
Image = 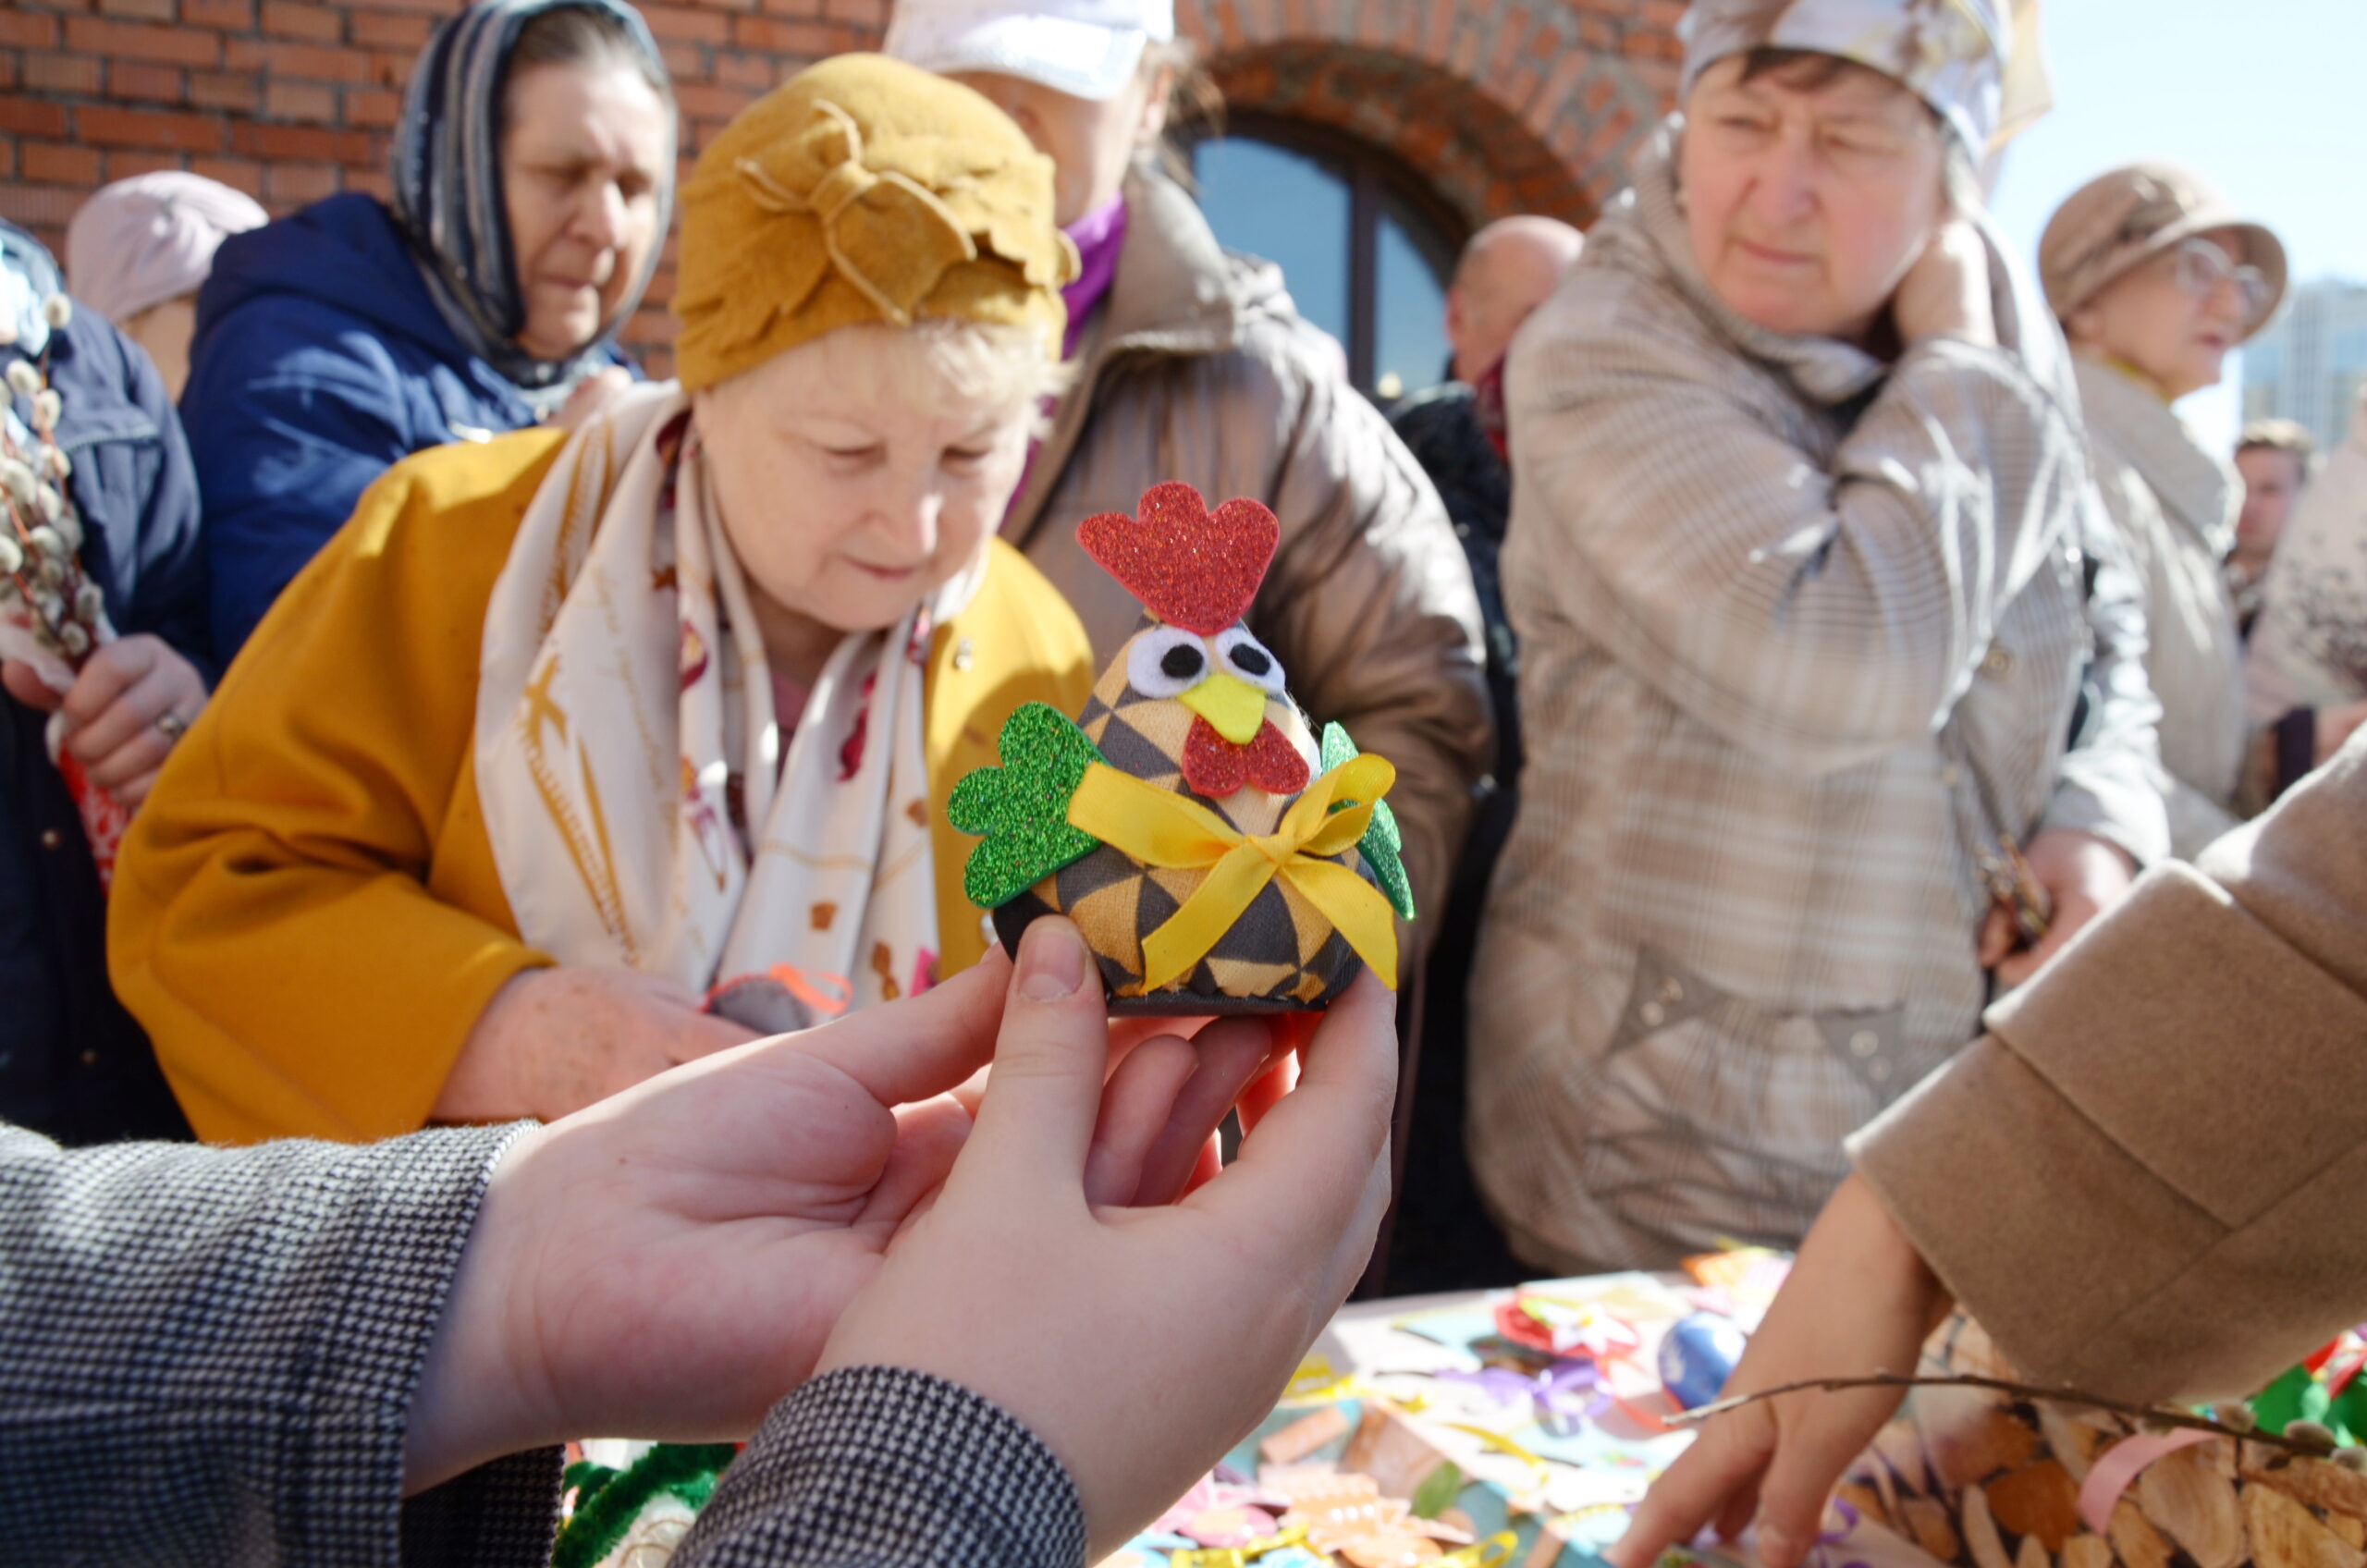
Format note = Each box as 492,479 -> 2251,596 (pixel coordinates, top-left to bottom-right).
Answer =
1607,1173 -> 1950,1568
402,941 -> 1284,1492
950,482 -> 1417,1015
815,915 -> 1399,1556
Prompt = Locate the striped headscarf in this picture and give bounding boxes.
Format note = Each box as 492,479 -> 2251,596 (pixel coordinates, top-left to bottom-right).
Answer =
389,0 -> 672,398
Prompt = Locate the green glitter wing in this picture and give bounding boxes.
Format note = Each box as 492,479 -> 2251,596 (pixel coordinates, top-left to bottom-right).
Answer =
948,702 -> 1108,909
551,1443 -> 737,1568
1319,721 -> 1416,922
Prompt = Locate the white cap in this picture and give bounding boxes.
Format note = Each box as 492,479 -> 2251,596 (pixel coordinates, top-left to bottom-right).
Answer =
884,0 -> 1175,103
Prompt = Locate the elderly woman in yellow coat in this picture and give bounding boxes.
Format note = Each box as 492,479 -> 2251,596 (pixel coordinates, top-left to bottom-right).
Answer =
109,55 -> 1095,1145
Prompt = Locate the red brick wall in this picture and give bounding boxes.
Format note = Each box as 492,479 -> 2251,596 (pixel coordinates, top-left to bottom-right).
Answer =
1195,0 -> 1681,231
0,0 -> 1678,374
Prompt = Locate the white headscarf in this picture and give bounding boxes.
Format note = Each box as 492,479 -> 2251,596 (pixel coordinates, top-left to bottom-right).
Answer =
1676,0 -> 2036,153
64,172 -> 266,325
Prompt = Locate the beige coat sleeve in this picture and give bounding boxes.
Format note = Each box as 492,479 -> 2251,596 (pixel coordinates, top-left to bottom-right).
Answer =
1249,349 -> 1491,925
1850,732 -> 2367,1403
1506,291 -> 2085,780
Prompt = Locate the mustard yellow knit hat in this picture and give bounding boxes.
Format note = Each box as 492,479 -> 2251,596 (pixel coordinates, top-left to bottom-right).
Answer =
672,53 -> 1079,391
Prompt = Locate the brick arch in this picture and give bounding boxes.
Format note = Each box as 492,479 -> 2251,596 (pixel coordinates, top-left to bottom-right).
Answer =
1177,0 -> 1678,230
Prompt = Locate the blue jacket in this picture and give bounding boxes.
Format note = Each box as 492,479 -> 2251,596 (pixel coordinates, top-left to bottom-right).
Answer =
184,193 -> 625,656
0,221 -> 205,1145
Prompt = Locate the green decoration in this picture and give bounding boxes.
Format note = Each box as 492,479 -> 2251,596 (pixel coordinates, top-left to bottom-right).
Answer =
1320,722 -> 1416,922
2330,1376 -> 2367,1447
2250,1365 -> 2330,1437
552,1442 -> 738,1568
1410,1459 -> 1464,1520
562,1460 -> 621,1508
948,702 -> 1108,909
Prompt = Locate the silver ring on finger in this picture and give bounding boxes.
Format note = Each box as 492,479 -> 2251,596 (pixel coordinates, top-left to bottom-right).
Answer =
154,710 -> 189,742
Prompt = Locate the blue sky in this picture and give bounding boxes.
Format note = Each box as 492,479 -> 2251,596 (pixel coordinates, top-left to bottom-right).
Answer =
1985,0 -> 2367,448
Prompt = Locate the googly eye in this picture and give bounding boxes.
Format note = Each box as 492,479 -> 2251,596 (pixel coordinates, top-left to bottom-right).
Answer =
1126,624 -> 1209,699
1213,626 -> 1286,694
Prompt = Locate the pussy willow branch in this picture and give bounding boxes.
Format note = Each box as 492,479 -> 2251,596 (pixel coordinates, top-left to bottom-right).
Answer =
1664,1373 -> 2331,1459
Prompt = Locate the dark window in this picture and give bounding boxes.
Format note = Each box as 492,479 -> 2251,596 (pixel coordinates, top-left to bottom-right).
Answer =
1191,116 -> 1467,407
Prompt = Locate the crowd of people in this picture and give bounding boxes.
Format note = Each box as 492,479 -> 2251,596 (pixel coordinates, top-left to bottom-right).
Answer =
4,0 -> 2364,1562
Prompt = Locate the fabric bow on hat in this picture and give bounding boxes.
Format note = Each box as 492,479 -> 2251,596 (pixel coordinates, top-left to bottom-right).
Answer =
670,53 -> 1077,391
735,100 -> 983,329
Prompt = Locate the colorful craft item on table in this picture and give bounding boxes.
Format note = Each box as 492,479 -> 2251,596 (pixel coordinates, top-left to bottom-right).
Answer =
1657,1313 -> 1748,1412
1493,1294 -> 1645,1364
1263,1405 -> 1355,1464
1436,1364 -> 1604,1439
1841,1309 -> 2367,1568
1809,1498 -> 1873,1568
1188,1506 -> 1284,1549
948,481 -> 1415,1014
2260,1331 -> 2367,1438
1155,1478 -> 1287,1540
1270,1471 -> 1487,1568
1679,1246 -> 1792,1326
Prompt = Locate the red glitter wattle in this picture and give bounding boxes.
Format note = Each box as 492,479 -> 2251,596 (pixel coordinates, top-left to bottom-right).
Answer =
1182,717 -> 1311,799
1077,482 -> 1279,635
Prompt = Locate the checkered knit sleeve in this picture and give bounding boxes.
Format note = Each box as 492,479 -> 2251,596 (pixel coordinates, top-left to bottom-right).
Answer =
676,1366 -> 1088,1568
0,1120 -> 560,1567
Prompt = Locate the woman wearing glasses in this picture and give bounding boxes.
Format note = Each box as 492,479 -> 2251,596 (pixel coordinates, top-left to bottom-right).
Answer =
2041,165 -> 2289,856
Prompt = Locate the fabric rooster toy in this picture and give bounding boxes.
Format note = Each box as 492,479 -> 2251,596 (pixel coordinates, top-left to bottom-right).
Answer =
950,482 -> 1414,1013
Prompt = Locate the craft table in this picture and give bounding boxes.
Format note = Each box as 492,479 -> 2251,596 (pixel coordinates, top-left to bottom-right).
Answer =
1109,1267 -> 1786,1568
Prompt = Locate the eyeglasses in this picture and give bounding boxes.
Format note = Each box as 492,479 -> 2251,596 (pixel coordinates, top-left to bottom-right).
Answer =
2167,235 -> 2274,322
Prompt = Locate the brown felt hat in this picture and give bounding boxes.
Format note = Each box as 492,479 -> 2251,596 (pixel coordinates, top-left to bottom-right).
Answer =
672,53 -> 1079,391
2039,163 -> 2287,340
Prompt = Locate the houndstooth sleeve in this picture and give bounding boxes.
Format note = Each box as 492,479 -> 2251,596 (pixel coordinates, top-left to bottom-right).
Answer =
0,1120 -> 561,1567
675,1366 -> 1088,1568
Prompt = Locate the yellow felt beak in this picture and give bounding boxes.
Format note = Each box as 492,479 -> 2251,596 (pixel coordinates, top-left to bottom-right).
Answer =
1178,670 -> 1267,745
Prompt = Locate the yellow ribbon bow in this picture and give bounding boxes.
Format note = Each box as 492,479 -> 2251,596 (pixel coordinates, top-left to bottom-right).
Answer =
1064,753 -> 1400,995
734,97 -> 978,327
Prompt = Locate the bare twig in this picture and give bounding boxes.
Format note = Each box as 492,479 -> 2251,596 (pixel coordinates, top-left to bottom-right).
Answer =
1665,1374 -> 2332,1459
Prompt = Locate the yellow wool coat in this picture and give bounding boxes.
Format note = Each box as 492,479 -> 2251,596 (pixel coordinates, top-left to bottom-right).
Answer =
111,427 -> 1092,1145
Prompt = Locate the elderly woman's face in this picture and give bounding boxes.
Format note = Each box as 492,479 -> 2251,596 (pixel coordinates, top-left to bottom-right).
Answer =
500,61 -> 670,361
1679,55 -> 1948,343
694,329 -> 1036,642
2066,232 -> 2252,401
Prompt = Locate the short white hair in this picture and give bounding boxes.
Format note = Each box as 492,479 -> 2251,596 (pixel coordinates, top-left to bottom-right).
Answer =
797,318 -> 1071,427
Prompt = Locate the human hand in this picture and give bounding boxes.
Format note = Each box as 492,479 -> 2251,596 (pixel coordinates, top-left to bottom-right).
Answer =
2317,700 -> 2367,766
548,366 -> 633,433
1976,828 -> 2135,987
1607,1174 -> 1950,1568
1893,221 -> 1995,349
1116,1011 -> 1309,1205
404,944 -> 1275,1492
815,917 -> 1398,1557
435,965 -> 766,1124
2,633 -> 205,808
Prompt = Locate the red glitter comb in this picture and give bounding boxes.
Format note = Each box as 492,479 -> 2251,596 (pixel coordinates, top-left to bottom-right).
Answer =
1076,482 -> 1279,636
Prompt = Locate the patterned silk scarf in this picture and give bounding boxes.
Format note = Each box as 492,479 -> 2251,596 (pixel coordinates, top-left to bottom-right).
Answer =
475,385 -> 964,1023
